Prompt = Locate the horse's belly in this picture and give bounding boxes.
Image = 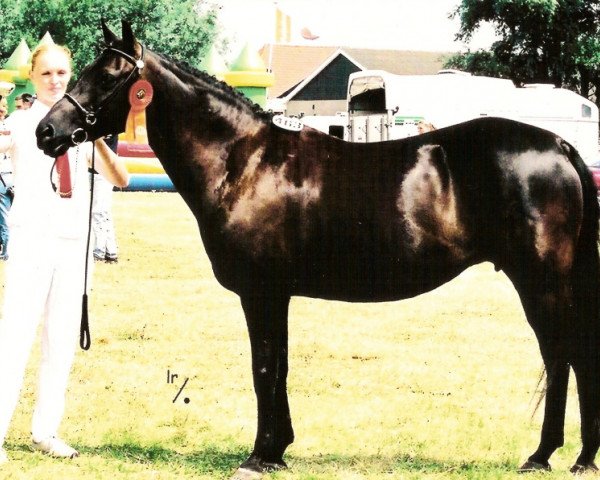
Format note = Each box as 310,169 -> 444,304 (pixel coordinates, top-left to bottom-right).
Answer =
291,253 -> 469,302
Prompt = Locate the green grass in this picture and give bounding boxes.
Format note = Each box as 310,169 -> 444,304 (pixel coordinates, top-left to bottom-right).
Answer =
0,192 -> 590,479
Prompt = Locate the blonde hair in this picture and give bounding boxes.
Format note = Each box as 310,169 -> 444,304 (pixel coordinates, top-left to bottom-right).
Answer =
31,43 -> 72,72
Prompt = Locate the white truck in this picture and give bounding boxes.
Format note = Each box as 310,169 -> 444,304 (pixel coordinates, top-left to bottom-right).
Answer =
347,69 -> 599,164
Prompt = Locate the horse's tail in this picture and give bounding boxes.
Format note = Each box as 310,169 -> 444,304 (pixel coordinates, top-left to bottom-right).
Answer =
566,142 -> 600,352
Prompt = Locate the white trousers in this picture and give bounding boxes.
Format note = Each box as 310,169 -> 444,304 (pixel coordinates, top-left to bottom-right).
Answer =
0,226 -> 88,444
92,175 -> 117,257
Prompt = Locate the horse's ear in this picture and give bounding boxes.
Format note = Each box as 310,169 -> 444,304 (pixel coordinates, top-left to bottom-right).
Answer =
101,19 -> 118,47
121,19 -> 137,54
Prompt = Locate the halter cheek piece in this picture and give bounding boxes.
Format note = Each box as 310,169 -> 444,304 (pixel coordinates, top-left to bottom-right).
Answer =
63,44 -> 146,146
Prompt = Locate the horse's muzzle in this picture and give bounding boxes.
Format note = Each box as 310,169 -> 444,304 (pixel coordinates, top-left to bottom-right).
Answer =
36,122 -> 70,157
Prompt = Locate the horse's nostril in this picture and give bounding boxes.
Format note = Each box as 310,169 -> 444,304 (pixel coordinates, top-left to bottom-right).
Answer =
43,124 -> 55,138
35,123 -> 56,152
37,124 -> 55,139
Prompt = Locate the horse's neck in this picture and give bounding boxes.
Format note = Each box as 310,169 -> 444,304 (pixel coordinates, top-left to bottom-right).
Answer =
142,53 -> 267,208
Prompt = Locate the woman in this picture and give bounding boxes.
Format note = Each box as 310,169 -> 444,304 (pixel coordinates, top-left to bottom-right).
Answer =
0,43 -> 129,463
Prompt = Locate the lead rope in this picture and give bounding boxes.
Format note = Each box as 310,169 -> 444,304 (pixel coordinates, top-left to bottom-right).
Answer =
80,143 -> 95,350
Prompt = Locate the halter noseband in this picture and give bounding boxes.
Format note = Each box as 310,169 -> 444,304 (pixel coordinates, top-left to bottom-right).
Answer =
63,44 -> 145,145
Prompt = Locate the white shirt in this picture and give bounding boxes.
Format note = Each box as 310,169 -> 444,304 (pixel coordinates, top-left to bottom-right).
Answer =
2,101 -> 93,239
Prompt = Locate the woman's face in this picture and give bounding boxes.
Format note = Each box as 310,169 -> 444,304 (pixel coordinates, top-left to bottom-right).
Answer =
31,49 -> 72,107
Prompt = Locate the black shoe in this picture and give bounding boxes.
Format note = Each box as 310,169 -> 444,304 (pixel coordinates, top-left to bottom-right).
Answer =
105,254 -> 118,263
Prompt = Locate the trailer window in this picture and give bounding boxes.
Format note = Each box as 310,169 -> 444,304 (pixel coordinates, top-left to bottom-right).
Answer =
582,104 -> 592,118
349,88 -> 386,112
328,125 -> 344,139
348,76 -> 386,112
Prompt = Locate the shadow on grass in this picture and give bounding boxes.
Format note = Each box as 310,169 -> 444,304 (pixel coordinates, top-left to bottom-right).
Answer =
5,440 -> 518,477
286,452 -> 516,476
5,440 -> 248,477
87,442 -> 250,476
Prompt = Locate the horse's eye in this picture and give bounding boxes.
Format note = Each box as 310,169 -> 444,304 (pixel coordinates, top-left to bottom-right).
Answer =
100,71 -> 117,89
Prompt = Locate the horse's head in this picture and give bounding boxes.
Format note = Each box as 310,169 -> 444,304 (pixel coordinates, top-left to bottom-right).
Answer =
37,20 -> 145,156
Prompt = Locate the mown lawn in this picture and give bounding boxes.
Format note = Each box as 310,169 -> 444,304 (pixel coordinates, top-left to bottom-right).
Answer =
0,192 -> 588,479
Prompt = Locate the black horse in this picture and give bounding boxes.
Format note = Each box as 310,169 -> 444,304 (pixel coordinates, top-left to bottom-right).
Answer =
36,21 -> 600,478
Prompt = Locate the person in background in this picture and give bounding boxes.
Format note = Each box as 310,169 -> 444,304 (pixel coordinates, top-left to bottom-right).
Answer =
14,93 -> 34,110
92,133 -> 120,263
0,98 -> 13,260
417,120 -> 436,134
0,43 -> 129,464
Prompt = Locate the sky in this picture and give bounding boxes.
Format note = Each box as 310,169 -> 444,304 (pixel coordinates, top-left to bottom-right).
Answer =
216,0 -> 497,59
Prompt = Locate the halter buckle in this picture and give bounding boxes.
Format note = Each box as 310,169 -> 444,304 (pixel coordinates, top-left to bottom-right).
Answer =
71,128 -> 89,145
85,112 -> 97,126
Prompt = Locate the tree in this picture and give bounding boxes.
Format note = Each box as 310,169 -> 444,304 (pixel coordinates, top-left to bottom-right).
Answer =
445,0 -> 600,111
0,0 -> 220,77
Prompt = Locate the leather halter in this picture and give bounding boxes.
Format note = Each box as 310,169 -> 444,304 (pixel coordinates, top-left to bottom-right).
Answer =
63,44 -> 146,145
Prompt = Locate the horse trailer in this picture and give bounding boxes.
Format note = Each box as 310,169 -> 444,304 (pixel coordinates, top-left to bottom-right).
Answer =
347,70 -> 599,164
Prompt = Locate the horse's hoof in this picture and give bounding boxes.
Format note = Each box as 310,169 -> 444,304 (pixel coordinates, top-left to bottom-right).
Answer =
570,463 -> 599,475
230,467 -> 264,480
517,460 -> 551,473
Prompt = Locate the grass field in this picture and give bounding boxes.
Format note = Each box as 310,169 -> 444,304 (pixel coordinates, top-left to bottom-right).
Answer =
0,192 -> 590,479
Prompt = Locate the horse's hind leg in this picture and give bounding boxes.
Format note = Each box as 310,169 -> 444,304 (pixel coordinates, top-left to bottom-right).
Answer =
234,292 -> 294,477
568,268 -> 600,473
567,220 -> 600,473
570,338 -> 600,473
508,271 -> 571,472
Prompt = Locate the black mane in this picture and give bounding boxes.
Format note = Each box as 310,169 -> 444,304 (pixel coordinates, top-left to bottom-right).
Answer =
154,50 -> 274,122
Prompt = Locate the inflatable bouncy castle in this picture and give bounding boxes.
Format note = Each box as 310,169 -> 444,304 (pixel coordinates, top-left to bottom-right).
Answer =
223,43 -> 274,108
0,39 -> 34,111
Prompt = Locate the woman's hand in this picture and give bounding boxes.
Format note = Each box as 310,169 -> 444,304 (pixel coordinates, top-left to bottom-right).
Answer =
92,138 -> 130,188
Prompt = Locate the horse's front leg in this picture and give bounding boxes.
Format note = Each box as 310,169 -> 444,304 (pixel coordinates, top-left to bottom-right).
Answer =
234,292 -> 294,478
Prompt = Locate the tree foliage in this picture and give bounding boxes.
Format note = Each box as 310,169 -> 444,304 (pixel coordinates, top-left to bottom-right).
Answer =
0,0 -> 220,77
445,0 -> 600,109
